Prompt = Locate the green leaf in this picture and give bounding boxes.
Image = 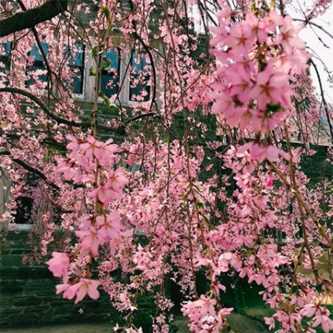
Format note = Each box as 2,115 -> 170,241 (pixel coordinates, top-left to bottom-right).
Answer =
89,66 -> 97,76
267,103 -> 282,112
202,215 -> 211,226
43,151 -> 49,163
91,47 -> 98,58
319,226 -> 327,239
101,6 -> 111,20
107,103 -> 118,113
99,93 -> 118,112
101,60 -> 111,70
196,201 -> 204,209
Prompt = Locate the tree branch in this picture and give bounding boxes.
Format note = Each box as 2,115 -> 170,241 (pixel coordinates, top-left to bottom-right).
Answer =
124,112 -> 156,124
0,87 -> 126,134
17,0 -> 55,87
0,87 -> 83,127
0,150 -> 60,190
0,0 -> 68,38
309,59 -> 333,143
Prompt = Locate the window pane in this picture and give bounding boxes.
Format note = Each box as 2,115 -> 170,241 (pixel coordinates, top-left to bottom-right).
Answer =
1,42 -> 10,56
129,53 -> 150,102
73,68 -> 84,94
27,43 -> 48,85
14,197 -> 33,224
67,43 -> 85,94
30,43 -> 48,62
0,42 -> 10,72
100,49 -> 120,98
67,43 -> 84,67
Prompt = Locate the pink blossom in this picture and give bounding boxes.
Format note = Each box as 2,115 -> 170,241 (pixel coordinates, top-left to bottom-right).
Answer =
89,183 -> 116,205
96,211 -> 124,241
80,136 -> 118,166
275,16 -> 305,52
76,227 -> 104,257
108,167 -> 128,193
56,158 -> 80,182
225,64 -> 253,103
266,173 -> 273,187
46,252 -> 70,278
312,311 -> 333,333
224,22 -> 256,54
66,134 -> 80,154
57,279 -> 100,304
238,143 -> 290,162
251,69 -> 291,110
89,168 -> 128,204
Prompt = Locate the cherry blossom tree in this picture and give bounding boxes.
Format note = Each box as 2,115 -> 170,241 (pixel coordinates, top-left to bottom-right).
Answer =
1,0 -> 333,332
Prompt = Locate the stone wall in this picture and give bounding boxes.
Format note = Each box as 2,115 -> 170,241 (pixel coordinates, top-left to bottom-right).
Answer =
0,231 -> 117,329
300,144 -> 333,186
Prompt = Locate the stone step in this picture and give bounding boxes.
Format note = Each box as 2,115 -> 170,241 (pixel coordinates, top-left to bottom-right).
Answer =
0,254 -> 25,267
0,265 -> 52,281
5,230 -> 30,239
0,247 -> 32,255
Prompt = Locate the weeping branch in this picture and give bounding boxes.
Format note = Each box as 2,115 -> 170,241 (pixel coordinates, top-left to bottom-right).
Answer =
0,87 -> 85,127
0,0 -> 68,38
309,59 -> 333,143
0,87 -> 156,135
0,87 -> 125,134
16,0 -> 55,86
0,150 -> 60,190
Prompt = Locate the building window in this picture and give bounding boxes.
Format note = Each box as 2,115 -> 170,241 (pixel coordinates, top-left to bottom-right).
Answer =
100,48 -> 120,98
0,42 -> 11,72
26,42 -> 48,86
129,53 -> 151,102
14,196 -> 33,225
67,43 -> 85,94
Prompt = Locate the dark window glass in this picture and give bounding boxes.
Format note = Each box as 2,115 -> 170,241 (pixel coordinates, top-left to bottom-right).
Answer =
100,49 -> 120,97
129,53 -> 151,102
0,42 -> 11,72
27,42 -> 48,85
67,43 -> 85,94
14,197 -> 33,224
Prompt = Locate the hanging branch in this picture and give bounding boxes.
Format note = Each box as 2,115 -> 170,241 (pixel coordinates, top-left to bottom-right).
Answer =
0,87 -> 125,134
128,0 -> 157,114
0,87 -> 156,135
16,0 -> 56,87
309,59 -> 333,143
0,0 -> 68,38
0,150 -> 60,190
0,87 -> 85,127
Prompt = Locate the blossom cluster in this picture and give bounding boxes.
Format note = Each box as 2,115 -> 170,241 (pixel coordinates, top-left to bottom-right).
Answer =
2,1 -> 333,333
210,8 -> 308,161
47,135 -> 129,303
182,296 -> 233,333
